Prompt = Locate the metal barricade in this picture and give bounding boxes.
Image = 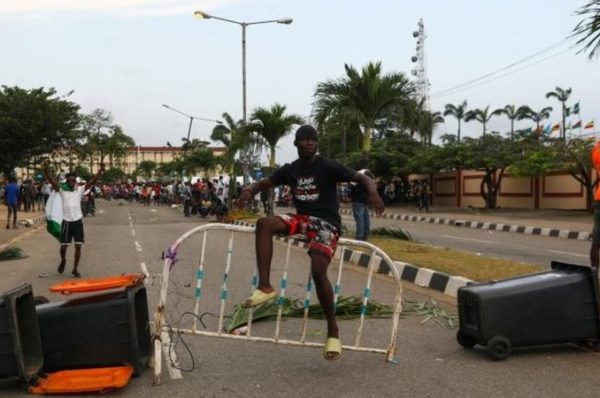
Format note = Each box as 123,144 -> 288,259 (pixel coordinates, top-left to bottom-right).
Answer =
152,223 -> 403,386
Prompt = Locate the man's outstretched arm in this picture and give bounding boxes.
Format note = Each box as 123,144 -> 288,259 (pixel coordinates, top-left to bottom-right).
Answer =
235,178 -> 274,209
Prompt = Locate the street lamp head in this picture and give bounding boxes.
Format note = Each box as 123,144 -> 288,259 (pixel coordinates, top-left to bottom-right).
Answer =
162,104 -> 170,109
277,18 -> 293,25
194,10 -> 211,20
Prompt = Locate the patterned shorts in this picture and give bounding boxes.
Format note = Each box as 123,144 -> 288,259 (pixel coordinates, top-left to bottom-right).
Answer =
276,214 -> 339,260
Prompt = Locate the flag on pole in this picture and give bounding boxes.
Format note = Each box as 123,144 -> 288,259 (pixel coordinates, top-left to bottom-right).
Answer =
533,125 -> 543,134
573,102 -> 580,114
565,107 -> 571,117
585,120 -> 595,130
45,192 -> 63,241
551,122 -> 560,132
573,120 -> 582,129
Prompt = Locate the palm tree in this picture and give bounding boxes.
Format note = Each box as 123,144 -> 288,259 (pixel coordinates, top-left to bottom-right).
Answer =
250,104 -> 304,170
181,138 -> 209,153
313,61 -> 414,154
137,160 -> 157,180
418,111 -> 445,146
464,105 -> 496,136
545,86 -> 572,140
443,100 -> 468,142
104,126 -> 135,168
572,0 -> 600,60
249,103 -> 304,215
492,105 -> 531,140
183,148 -> 216,178
524,106 -> 553,137
211,113 -> 255,178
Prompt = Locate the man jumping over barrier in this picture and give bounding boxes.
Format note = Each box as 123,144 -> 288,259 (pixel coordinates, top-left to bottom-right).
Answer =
236,125 -> 384,360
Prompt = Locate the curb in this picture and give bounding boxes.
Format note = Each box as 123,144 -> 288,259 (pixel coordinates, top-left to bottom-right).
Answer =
339,208 -> 591,241
232,220 -> 470,298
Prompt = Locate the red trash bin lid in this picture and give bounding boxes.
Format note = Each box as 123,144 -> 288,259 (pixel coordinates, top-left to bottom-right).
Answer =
29,365 -> 134,394
49,274 -> 145,294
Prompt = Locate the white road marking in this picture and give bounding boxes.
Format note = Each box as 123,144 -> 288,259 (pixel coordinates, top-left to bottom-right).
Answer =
135,241 -> 142,252
131,229 -> 136,236
549,250 -> 588,258
140,262 -> 150,279
161,332 -> 183,380
441,234 -> 493,244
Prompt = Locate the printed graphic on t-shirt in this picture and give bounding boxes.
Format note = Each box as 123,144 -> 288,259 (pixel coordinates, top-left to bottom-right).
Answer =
295,176 -> 319,202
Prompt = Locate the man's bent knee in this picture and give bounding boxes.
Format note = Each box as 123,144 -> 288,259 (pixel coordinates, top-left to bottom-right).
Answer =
256,216 -> 286,235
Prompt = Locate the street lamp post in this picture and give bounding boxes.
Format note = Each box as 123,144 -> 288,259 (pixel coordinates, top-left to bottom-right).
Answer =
162,104 -> 221,149
193,11 -> 292,183
193,11 -> 293,123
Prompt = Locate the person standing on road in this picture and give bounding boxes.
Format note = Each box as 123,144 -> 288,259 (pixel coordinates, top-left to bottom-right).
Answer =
4,176 -> 20,229
349,164 -> 375,241
235,125 -> 384,361
591,141 -> 600,268
43,163 -> 105,278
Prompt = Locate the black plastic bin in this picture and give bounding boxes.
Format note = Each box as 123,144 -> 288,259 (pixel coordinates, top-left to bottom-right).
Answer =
457,261 -> 600,360
0,283 -> 43,382
36,282 -> 150,375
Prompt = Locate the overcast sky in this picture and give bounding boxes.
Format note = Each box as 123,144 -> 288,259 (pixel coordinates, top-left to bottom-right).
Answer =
1,0 -> 598,164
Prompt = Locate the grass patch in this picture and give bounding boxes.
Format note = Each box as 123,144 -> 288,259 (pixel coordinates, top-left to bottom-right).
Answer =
367,237 -> 544,281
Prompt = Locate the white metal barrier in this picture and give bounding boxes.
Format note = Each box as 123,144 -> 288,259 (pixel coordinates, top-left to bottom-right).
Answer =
152,223 -> 403,386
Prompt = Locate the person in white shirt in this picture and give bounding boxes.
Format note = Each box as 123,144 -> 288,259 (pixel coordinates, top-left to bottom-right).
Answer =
43,163 -> 105,278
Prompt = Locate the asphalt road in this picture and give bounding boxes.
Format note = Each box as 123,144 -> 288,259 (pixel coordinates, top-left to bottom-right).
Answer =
1,200 -> 600,397
339,213 -> 591,267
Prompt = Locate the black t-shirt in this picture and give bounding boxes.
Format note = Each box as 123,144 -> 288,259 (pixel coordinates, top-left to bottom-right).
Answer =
269,156 -> 356,230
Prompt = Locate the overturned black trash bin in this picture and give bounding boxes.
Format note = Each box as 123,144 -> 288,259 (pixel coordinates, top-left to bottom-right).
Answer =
457,261 -> 600,360
0,283 -> 43,382
36,282 -> 150,375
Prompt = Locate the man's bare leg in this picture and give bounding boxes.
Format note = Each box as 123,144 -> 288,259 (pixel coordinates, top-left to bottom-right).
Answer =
73,244 -> 82,276
253,216 -> 287,293
58,245 -> 67,273
310,252 -> 339,339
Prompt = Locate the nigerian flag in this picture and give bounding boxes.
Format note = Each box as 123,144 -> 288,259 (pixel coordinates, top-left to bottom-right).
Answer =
45,191 -> 63,241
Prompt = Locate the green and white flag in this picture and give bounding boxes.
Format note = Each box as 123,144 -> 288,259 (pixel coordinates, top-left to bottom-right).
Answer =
45,191 -> 63,241
573,102 -> 580,114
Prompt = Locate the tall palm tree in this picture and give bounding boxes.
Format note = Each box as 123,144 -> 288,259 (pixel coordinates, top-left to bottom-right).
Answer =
137,160 -> 156,180
492,104 -> 531,140
250,103 -> 304,170
443,100 -> 468,142
104,126 -> 135,168
524,106 -> 553,137
572,0 -> 600,60
418,111 -> 445,146
211,112 -> 251,179
401,98 -> 425,139
313,61 -> 414,154
464,105 -> 496,136
249,103 -> 304,215
545,86 -> 572,140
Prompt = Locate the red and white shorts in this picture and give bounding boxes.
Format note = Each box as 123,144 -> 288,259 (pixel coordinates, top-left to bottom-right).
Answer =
276,214 -> 339,260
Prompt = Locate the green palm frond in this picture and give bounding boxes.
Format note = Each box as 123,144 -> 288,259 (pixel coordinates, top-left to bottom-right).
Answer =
225,296 -> 457,333
370,227 -> 414,240
0,246 -> 26,261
